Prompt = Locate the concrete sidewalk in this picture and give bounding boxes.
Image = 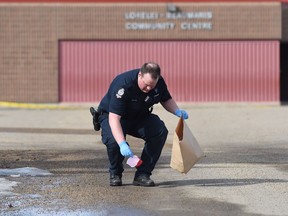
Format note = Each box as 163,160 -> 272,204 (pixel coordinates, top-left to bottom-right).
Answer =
0,103 -> 288,216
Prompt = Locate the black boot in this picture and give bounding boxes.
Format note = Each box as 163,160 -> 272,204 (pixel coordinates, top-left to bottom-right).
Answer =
133,174 -> 155,187
110,174 -> 122,186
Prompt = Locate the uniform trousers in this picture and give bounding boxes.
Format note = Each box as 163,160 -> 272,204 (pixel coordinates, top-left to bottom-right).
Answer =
99,113 -> 168,178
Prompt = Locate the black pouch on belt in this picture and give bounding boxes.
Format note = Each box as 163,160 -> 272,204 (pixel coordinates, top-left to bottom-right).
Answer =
90,107 -> 101,131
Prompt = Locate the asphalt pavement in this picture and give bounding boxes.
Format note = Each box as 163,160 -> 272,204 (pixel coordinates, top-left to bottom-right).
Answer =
0,102 -> 287,216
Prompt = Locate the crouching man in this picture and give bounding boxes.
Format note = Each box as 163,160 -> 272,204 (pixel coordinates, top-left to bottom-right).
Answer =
95,62 -> 188,187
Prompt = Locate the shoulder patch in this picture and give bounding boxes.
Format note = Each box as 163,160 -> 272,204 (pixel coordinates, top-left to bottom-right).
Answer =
116,88 -> 125,98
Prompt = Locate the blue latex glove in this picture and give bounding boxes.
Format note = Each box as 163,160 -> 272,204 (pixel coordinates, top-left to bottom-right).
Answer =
175,109 -> 189,119
119,141 -> 134,157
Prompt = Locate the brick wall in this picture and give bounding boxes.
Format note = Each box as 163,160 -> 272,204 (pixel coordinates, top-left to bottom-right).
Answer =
0,2 -> 281,102
282,3 -> 288,41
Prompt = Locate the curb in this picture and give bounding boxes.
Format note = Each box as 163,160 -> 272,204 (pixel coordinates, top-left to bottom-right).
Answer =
0,102 -> 82,110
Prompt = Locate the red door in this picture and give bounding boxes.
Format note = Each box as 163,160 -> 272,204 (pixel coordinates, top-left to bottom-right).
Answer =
59,41 -> 279,102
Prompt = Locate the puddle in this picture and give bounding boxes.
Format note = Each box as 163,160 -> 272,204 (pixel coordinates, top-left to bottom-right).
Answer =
0,167 -> 52,177
0,178 -> 18,196
0,167 -> 52,197
0,167 -> 153,216
0,206 -> 152,216
1,208 -> 106,216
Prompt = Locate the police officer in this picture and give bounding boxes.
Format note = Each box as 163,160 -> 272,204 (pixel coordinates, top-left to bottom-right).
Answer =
97,62 -> 188,187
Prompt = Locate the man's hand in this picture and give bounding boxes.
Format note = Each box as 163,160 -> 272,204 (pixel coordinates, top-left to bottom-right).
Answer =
119,141 -> 134,157
175,109 -> 189,119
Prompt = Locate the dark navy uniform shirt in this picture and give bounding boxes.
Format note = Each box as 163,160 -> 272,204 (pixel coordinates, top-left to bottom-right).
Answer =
98,68 -> 172,119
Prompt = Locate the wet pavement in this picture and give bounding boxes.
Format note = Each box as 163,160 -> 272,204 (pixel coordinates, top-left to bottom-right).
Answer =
0,103 -> 288,216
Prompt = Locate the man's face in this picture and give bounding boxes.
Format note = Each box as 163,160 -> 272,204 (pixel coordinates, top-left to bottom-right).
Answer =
138,72 -> 158,93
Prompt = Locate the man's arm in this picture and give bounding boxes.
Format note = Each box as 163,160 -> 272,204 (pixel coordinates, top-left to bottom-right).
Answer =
161,98 -> 189,119
108,112 -> 125,144
108,112 -> 133,157
160,98 -> 179,114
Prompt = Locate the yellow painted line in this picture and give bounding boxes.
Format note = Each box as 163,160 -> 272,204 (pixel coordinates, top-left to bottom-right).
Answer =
0,102 -> 81,110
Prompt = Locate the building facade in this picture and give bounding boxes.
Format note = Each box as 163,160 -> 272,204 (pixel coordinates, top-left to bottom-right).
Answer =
0,0 -> 287,103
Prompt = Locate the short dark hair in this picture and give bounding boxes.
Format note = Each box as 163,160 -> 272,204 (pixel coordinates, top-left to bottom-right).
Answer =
140,62 -> 161,80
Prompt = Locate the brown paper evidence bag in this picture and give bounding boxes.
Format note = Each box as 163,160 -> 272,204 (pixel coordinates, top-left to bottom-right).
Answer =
170,117 -> 204,174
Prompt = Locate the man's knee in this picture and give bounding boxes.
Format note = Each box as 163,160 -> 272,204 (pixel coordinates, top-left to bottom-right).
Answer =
151,123 -> 168,142
105,140 -> 119,151
160,125 -> 168,139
